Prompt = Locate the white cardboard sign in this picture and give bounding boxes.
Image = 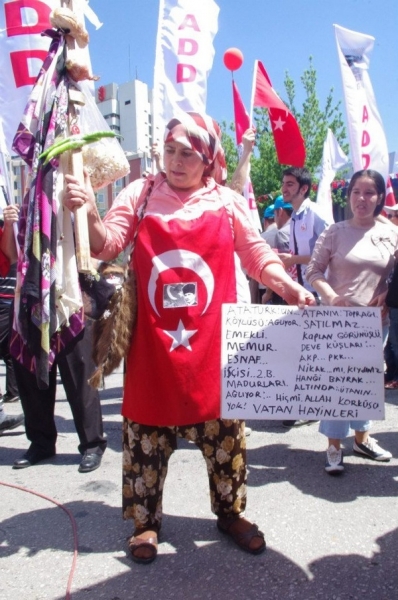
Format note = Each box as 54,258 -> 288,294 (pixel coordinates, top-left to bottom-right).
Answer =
221,304 -> 384,421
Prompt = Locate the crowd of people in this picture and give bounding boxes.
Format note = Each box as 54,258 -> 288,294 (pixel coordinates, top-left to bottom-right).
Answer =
1,112 -> 396,565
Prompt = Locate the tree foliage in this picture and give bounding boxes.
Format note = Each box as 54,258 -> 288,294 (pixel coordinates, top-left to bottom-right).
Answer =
223,57 -> 349,208
221,123 -> 239,176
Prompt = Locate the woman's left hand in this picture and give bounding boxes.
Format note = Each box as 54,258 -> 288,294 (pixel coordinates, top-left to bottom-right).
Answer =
281,280 -> 316,308
261,263 -> 316,308
368,292 -> 388,319
368,291 -> 387,308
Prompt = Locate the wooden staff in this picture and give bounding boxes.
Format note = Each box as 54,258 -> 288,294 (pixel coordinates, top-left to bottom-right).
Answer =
68,88 -> 91,273
62,0 -> 92,273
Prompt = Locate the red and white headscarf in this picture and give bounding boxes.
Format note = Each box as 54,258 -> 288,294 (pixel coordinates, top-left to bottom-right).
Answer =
164,112 -> 227,185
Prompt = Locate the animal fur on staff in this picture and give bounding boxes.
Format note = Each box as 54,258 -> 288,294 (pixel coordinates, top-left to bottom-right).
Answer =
89,270 -> 137,388
89,177 -> 155,388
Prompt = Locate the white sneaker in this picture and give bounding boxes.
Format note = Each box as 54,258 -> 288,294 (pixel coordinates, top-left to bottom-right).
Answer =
353,436 -> 392,462
325,445 -> 344,474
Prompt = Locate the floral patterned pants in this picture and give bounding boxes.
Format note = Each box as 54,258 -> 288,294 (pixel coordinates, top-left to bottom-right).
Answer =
122,418 -> 247,530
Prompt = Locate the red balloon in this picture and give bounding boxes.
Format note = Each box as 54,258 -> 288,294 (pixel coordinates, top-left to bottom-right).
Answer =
223,48 -> 244,71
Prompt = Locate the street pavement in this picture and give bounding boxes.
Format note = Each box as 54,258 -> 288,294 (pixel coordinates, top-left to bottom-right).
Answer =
0,363 -> 397,600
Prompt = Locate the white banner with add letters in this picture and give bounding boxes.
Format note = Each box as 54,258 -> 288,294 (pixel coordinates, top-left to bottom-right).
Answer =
153,0 -> 219,141
334,24 -> 389,183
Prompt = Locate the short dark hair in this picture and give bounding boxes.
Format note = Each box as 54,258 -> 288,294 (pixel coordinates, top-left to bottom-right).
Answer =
347,169 -> 386,217
282,167 -> 312,196
183,283 -> 195,294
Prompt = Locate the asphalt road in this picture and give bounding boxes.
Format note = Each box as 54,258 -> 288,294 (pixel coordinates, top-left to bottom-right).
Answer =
0,364 -> 397,600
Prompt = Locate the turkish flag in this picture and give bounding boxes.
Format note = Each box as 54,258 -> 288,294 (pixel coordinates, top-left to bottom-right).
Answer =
232,81 -> 262,230
232,81 -> 250,145
385,177 -> 396,207
252,60 -> 306,167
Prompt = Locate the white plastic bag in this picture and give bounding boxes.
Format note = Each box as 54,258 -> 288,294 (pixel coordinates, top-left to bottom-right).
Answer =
76,86 -> 130,190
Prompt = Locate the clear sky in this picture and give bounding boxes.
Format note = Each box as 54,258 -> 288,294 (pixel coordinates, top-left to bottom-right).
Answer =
87,0 -> 398,157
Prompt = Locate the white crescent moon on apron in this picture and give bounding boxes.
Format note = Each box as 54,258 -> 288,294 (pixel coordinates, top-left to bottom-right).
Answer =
148,250 -> 214,316
166,285 -> 178,300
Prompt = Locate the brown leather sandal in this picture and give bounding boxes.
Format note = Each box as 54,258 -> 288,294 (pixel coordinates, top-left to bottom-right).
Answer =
128,528 -> 158,564
217,516 -> 266,555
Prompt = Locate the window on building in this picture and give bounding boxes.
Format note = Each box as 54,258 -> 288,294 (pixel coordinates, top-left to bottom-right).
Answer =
96,192 -> 105,210
125,100 -> 131,105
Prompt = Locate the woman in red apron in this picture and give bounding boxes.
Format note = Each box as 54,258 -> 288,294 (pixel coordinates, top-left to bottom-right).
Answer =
65,112 -> 314,564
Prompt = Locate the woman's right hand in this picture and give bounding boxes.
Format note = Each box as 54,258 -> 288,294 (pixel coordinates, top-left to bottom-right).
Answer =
64,170 -> 96,213
63,170 -> 107,253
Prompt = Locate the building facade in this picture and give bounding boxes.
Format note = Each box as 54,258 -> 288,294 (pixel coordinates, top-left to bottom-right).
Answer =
94,78 -> 156,213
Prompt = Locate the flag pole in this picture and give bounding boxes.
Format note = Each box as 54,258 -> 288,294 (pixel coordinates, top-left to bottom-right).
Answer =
151,0 -> 165,175
0,118 -> 20,251
0,120 -> 13,205
249,60 -> 258,128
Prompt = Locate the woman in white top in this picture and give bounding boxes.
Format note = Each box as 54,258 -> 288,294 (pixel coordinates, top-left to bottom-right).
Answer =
306,169 -> 397,474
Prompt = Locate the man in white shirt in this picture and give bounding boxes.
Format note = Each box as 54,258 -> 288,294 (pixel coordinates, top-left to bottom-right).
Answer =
278,168 -> 330,427
278,167 -> 329,293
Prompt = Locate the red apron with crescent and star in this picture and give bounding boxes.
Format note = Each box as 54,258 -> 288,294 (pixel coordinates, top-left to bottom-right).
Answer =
122,201 -> 237,426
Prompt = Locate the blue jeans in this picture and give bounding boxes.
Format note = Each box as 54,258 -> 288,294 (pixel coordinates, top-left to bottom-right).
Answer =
319,419 -> 371,440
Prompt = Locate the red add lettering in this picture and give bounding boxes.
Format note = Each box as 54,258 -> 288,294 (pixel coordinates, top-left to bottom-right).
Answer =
361,131 -> 370,147
177,38 -> 199,56
178,14 -> 200,32
10,49 -> 47,87
361,106 -> 371,168
176,14 -> 200,83
5,0 -> 51,36
176,64 -> 197,83
362,154 -> 371,169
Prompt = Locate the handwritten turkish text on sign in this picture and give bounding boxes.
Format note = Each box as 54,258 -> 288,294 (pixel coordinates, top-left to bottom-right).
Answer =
221,304 -> 384,420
